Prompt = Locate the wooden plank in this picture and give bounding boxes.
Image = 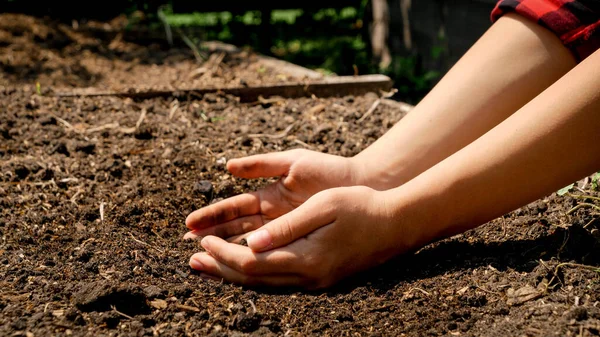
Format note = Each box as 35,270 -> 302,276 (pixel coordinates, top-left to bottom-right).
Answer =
54,74 -> 394,102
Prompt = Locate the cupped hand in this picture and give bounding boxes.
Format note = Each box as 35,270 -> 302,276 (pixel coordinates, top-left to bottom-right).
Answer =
188,186 -> 421,289
183,149 -> 364,241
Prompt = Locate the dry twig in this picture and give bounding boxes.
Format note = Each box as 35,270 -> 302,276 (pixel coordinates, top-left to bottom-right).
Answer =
568,193 -> 600,203
168,100 -> 179,120
247,300 -> 257,314
111,305 -> 134,320
567,202 -> 600,215
135,108 -> 147,129
99,202 -> 105,223
357,89 -> 398,123
248,123 -> 296,139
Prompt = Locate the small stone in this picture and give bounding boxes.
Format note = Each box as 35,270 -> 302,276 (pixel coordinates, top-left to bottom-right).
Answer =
233,312 -> 262,333
193,180 -> 214,201
75,142 -> 96,154
143,285 -> 166,299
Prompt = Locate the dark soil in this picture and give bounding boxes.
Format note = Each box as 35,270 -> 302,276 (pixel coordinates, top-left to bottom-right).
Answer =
2,13 -> 600,337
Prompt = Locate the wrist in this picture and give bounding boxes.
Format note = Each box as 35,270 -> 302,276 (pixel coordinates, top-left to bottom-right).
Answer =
348,155 -> 397,190
379,183 -> 453,254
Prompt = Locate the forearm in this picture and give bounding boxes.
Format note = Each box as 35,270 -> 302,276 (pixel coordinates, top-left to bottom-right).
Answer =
392,49 -> 600,249
353,13 -> 575,190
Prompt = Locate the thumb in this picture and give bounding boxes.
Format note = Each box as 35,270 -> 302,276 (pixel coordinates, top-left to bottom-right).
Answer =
245,191 -> 338,252
227,150 -> 303,179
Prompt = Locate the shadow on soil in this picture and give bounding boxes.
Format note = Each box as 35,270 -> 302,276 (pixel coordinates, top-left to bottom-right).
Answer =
244,224 -> 600,296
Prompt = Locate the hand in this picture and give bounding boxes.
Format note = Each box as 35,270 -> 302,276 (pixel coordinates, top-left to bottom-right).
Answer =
188,186 -> 420,289
184,149 -> 364,241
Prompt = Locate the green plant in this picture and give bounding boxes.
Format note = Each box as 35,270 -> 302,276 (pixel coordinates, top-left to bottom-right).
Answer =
592,172 -> 600,190
557,183 -> 574,196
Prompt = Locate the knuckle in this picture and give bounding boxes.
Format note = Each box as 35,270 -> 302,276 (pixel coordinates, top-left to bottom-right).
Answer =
239,256 -> 258,275
278,217 -> 295,243
303,255 -> 320,271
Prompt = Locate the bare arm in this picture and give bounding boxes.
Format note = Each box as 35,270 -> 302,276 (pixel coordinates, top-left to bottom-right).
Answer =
184,13 -> 576,241
353,13 -> 576,189
392,47 -> 600,248
188,48 -> 600,289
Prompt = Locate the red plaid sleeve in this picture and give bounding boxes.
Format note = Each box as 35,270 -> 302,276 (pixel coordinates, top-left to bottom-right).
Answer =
491,0 -> 600,62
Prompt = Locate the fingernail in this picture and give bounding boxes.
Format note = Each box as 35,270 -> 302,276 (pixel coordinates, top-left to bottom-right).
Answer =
200,236 -> 212,251
247,229 -> 272,251
199,273 -> 221,281
190,258 -> 204,270
183,231 -> 200,240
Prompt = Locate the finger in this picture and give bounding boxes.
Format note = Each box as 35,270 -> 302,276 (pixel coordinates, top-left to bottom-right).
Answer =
245,192 -> 337,252
183,215 -> 266,240
200,235 -> 301,275
186,192 -> 261,230
227,150 -> 303,179
189,252 -> 304,287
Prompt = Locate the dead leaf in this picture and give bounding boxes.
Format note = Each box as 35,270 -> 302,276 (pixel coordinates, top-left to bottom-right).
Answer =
176,304 -> 200,312
506,285 -> 541,306
150,299 -> 168,309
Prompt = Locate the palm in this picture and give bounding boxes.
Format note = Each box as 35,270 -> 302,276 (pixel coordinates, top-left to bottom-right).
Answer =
184,150 -> 357,240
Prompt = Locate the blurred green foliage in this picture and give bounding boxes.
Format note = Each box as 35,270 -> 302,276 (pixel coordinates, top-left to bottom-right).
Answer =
157,4 -> 439,103
2,0 -> 440,103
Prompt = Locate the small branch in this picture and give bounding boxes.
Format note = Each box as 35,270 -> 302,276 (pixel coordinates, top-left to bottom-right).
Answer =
168,100 -> 179,120
357,99 -> 381,123
129,233 -> 164,254
111,305 -> 134,320
86,123 -> 120,134
404,287 -> 430,297
567,203 -> 600,215
176,27 -> 207,62
247,300 -> 257,314
471,278 -> 501,295
156,6 -> 173,46
554,262 -> 600,273
51,114 -> 83,134
248,123 -> 296,139
357,88 -> 398,123
99,202 -> 105,223
292,139 -> 314,150
568,194 -> 600,203
135,108 -> 147,129
584,217 -> 597,229
129,233 -> 150,247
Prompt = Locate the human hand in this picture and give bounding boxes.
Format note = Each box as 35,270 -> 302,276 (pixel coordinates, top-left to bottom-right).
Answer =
188,186 -> 421,289
183,149 -> 364,241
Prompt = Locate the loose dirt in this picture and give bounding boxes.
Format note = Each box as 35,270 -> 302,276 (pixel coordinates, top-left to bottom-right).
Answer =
2,13 -> 600,337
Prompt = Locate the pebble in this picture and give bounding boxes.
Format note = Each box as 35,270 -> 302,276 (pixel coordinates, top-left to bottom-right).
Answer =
193,180 -> 214,201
